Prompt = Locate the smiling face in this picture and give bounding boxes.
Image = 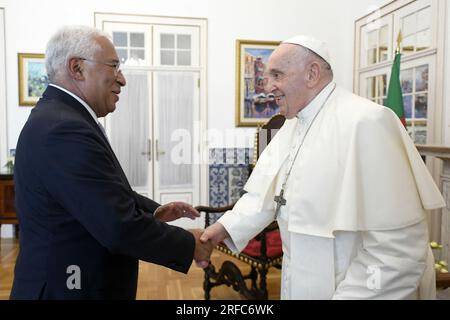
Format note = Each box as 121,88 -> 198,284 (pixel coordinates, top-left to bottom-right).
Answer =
79,36 -> 126,117
264,44 -> 314,119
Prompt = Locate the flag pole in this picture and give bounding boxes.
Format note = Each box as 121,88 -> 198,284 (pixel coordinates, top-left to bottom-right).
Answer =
396,31 -> 403,55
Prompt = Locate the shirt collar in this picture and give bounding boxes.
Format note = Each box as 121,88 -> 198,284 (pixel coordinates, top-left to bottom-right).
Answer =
49,83 -> 98,123
296,81 -> 335,121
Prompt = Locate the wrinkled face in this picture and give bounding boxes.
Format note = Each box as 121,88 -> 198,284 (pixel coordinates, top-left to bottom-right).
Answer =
80,37 -> 126,117
264,44 -> 309,119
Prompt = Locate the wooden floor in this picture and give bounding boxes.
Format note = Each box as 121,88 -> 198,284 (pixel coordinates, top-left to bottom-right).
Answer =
0,238 -> 280,300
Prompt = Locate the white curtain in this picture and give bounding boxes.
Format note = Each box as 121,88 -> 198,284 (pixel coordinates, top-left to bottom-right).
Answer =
108,70 -> 149,188
156,72 -> 194,188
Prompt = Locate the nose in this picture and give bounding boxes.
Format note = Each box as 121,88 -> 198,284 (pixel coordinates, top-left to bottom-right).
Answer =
116,70 -> 126,86
263,77 -> 274,93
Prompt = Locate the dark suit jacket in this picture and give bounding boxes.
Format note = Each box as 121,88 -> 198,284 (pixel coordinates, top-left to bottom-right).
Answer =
10,85 -> 195,300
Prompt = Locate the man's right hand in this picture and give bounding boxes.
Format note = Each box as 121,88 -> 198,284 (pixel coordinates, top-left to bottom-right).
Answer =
200,222 -> 229,245
190,229 -> 213,269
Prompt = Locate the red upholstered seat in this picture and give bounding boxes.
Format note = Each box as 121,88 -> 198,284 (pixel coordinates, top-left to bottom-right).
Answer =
242,230 -> 282,258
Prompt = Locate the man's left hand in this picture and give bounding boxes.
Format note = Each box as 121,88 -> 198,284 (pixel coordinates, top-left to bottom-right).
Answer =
154,202 -> 200,222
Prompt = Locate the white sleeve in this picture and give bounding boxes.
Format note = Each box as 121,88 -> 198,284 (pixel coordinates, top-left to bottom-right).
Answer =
333,219 -> 429,299
218,191 -> 275,253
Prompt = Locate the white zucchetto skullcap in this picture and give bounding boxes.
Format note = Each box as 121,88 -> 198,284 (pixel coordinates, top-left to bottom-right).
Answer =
282,35 -> 331,67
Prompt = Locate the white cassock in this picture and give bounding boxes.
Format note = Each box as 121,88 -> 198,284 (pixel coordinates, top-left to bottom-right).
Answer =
218,82 -> 445,299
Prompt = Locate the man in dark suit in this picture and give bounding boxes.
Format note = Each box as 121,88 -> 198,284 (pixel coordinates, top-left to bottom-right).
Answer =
10,25 -> 211,300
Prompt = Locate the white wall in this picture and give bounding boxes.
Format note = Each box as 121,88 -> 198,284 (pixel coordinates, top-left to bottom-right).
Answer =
0,0 -> 389,151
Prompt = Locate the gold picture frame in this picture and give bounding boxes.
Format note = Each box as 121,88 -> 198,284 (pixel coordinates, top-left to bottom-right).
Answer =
235,39 -> 280,127
18,53 -> 48,106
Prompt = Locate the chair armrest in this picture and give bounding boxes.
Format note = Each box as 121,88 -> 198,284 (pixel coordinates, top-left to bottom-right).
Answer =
195,204 -> 235,213
196,203 -> 236,227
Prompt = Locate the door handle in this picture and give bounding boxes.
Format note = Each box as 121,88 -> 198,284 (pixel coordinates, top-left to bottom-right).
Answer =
140,139 -> 152,161
155,139 -> 166,161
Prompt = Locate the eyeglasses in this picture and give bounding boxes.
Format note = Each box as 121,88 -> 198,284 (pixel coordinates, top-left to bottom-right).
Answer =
79,58 -> 121,74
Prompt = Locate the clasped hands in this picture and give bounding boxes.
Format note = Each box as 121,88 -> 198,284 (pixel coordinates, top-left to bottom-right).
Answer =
154,202 -> 229,269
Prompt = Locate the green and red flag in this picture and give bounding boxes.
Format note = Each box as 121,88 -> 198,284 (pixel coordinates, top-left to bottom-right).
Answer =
384,33 -> 406,126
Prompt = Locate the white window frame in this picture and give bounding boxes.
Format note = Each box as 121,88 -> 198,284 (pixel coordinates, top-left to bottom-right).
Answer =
359,14 -> 393,68
359,68 -> 389,104
153,25 -> 200,67
354,0 -> 445,147
107,24 -> 153,66
393,0 -> 436,56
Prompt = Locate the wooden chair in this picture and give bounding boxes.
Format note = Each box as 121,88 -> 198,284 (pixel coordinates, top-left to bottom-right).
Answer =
196,114 -> 286,300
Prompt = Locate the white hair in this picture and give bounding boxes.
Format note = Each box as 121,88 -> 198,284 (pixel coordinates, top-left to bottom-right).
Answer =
294,45 -> 333,79
45,25 -> 111,82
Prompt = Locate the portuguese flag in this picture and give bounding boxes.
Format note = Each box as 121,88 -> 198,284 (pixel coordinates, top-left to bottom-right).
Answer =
385,52 -> 406,126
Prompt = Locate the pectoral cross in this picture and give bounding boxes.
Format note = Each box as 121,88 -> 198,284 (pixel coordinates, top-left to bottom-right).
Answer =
274,188 -> 287,219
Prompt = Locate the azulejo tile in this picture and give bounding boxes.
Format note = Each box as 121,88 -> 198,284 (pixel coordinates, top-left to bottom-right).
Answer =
209,148 -> 252,207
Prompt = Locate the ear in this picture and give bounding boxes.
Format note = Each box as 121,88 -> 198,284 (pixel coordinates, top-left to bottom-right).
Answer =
305,61 -> 321,88
68,57 -> 84,80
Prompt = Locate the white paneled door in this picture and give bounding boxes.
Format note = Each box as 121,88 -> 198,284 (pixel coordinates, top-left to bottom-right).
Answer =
98,14 -> 207,229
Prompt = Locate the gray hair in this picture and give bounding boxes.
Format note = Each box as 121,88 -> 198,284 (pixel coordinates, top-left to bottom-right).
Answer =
45,25 -> 111,82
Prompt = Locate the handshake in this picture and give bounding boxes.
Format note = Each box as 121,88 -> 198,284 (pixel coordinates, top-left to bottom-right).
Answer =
154,202 -> 229,269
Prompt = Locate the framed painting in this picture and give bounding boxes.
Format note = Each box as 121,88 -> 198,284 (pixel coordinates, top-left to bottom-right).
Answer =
18,53 -> 48,106
235,39 -> 280,127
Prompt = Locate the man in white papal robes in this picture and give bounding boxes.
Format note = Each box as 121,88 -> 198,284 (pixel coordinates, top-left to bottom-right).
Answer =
200,35 -> 445,299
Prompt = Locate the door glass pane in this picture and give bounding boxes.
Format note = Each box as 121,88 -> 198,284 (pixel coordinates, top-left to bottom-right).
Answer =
161,50 -> 175,65
108,70 -> 150,189
367,30 -> 377,64
177,34 -> 191,49
415,65 -> 428,92
161,34 -> 175,48
401,68 -> 413,93
177,51 -> 191,66
407,125 -> 413,139
379,25 -> 388,45
366,77 -> 375,98
404,95 -> 413,118
368,48 -> 377,65
117,49 -> 128,63
379,25 -> 388,62
130,49 -> 145,61
130,32 -> 144,47
414,93 -> 427,118
402,13 -> 416,36
378,45 -> 388,62
156,72 -> 195,188
368,30 -> 377,47
402,35 -> 415,53
416,29 -> 431,51
414,124 -> 427,144
378,74 -> 387,97
417,7 -> 431,31
113,32 -> 127,47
